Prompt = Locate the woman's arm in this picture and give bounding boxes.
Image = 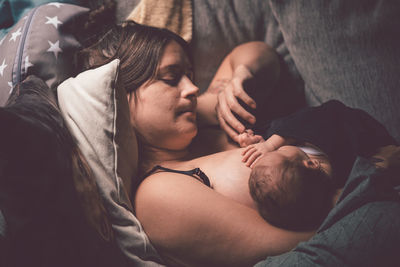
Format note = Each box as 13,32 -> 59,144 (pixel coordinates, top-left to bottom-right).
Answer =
135,172 -> 312,267
197,42 -> 280,140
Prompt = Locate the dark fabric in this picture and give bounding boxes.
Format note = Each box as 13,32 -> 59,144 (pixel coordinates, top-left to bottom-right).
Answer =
0,210 -> 5,237
0,76 -> 128,267
255,157 -> 400,267
258,100 -> 396,187
268,0 -> 400,143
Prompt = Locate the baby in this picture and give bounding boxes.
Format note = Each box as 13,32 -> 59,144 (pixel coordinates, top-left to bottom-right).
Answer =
236,100 -> 398,231
238,131 -> 336,231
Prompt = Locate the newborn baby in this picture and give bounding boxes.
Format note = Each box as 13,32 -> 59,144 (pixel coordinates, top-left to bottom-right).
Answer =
238,132 -> 335,231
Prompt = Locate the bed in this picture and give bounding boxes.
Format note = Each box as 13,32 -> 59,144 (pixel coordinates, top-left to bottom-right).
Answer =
0,0 -> 399,266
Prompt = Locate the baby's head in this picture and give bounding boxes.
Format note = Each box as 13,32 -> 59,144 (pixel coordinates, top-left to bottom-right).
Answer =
248,146 -> 334,231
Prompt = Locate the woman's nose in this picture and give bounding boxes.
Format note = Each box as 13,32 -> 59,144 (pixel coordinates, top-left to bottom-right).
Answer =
180,76 -> 199,98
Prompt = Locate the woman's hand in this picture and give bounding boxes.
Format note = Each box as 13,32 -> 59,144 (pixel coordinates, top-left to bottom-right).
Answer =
206,42 -> 280,144
216,64 -> 257,142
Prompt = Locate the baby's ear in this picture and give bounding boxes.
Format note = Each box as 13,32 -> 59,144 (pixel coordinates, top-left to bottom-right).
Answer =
304,159 -> 320,169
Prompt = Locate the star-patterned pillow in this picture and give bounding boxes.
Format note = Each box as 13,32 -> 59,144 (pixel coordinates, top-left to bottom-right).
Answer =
0,2 -> 89,106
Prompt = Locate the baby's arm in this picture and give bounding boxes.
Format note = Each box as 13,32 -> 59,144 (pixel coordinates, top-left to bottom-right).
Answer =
242,134 -> 294,168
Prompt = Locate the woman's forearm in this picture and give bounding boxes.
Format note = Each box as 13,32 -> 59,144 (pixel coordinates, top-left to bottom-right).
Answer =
197,42 -> 281,128
227,41 -> 281,83
208,41 -> 280,93
197,91 -> 219,126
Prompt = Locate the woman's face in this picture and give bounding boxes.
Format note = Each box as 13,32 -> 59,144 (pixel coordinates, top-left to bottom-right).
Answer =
129,40 -> 199,150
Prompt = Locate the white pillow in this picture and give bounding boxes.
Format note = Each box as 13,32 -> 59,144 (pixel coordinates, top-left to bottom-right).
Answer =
57,59 -> 163,266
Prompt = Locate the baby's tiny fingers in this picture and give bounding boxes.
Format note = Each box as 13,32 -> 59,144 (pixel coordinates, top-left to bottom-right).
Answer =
242,145 -> 256,155
246,152 -> 262,167
242,147 -> 257,162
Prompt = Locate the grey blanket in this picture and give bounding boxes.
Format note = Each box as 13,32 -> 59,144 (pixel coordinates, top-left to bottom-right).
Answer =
256,157 -> 400,266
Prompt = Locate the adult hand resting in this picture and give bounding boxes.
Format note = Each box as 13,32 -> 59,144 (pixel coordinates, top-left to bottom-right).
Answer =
216,64 -> 257,142
203,42 -> 280,144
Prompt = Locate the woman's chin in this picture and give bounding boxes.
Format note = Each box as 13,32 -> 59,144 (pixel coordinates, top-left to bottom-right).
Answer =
180,127 -> 198,149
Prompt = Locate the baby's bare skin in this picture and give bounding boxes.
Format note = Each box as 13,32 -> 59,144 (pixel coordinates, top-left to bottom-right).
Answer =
237,129 -> 264,147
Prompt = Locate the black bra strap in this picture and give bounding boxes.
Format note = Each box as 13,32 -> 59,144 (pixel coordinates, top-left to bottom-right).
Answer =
145,165 -> 211,187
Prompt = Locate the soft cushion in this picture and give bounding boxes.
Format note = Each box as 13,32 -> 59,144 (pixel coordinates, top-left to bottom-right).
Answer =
0,0 -> 81,38
57,59 -> 163,266
0,2 -> 89,106
0,75 -> 122,267
269,0 -> 400,143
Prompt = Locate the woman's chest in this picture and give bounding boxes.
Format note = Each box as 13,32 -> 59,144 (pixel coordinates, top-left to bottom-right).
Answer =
166,149 -> 256,209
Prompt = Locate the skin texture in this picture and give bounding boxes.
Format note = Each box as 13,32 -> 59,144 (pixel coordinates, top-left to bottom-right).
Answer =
196,41 -> 280,142
133,41 -> 314,267
203,42 -> 280,143
128,41 -> 199,151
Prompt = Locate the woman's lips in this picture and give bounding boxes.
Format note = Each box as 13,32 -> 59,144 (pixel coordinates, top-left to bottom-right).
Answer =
177,101 -> 197,115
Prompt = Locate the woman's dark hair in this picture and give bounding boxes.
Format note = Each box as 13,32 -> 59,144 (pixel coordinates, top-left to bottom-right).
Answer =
249,160 -> 335,231
77,21 -> 190,94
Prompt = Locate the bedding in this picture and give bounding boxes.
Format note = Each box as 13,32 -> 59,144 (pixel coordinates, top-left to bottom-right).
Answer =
268,0 -> 400,143
0,2 -> 89,106
57,59 -> 164,266
0,75 -> 125,267
0,0 -> 81,37
1,0 -> 399,266
255,157 -> 400,266
127,0 -> 192,42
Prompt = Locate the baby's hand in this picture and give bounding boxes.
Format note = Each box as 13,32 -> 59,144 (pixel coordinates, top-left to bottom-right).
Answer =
372,145 -> 400,171
237,129 -> 264,147
241,142 -> 272,168
241,134 -> 293,168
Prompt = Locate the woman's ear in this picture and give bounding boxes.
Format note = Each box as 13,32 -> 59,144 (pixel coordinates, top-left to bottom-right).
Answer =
304,158 -> 320,169
126,91 -> 136,125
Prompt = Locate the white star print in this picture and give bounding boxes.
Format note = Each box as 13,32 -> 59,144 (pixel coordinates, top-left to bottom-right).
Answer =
45,16 -> 62,29
47,3 -> 63,8
24,56 -> 34,73
47,40 -> 62,59
8,82 -> 13,94
0,36 -> 5,46
9,27 -> 22,42
0,59 -> 7,76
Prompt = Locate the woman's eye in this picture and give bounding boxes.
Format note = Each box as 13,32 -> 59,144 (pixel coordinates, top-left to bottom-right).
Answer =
161,77 -> 180,86
161,74 -> 181,86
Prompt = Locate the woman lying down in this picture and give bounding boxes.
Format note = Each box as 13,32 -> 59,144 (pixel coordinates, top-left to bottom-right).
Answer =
78,21 -> 399,266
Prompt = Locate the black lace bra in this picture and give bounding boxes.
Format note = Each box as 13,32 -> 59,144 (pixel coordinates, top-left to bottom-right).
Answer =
144,165 -> 211,187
